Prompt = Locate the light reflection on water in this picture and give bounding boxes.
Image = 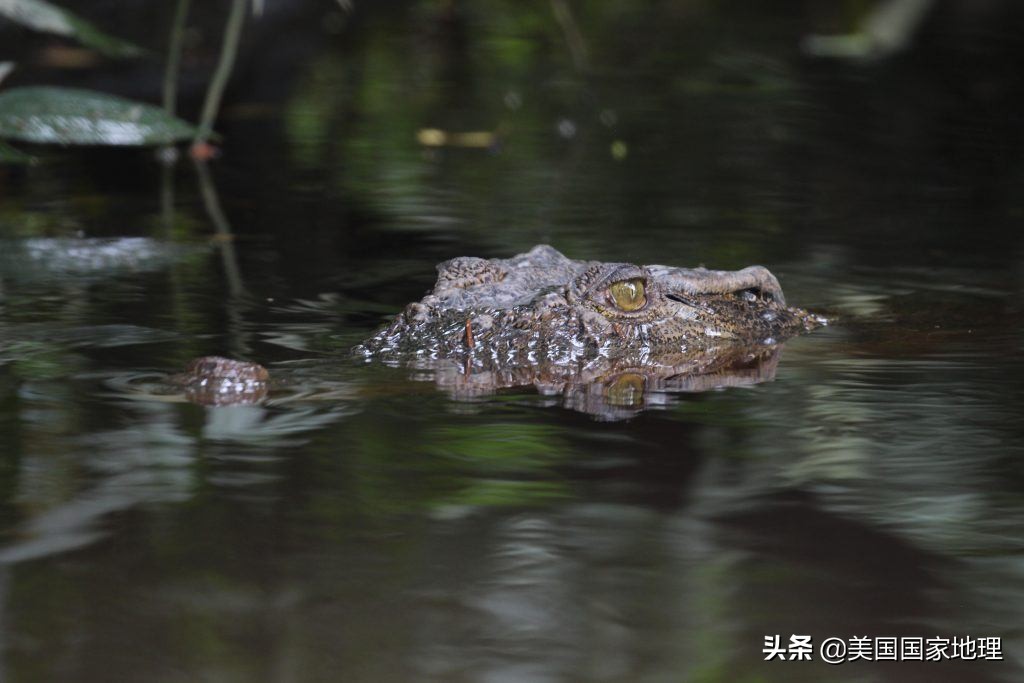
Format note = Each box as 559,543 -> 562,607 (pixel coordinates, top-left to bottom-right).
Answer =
0,279 -> 1021,681
1,2 -> 1024,681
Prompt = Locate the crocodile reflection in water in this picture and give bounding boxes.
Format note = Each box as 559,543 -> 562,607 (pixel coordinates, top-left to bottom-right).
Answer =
176,245 -> 824,417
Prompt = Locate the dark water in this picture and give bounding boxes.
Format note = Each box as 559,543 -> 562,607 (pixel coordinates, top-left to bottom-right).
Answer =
1,2 -> 1024,681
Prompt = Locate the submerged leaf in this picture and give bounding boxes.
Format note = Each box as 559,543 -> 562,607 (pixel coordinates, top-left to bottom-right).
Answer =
0,0 -> 144,57
0,139 -> 33,163
0,87 -> 196,146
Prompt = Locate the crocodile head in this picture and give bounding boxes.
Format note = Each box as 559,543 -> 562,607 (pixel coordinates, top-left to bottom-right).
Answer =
358,245 -> 821,359
170,246 -> 823,418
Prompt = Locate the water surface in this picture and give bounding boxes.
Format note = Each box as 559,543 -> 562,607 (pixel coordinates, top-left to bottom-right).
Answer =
1,3 -> 1023,681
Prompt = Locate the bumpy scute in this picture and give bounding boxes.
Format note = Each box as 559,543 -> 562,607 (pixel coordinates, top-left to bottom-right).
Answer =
356,244 -> 823,368
176,246 -> 824,417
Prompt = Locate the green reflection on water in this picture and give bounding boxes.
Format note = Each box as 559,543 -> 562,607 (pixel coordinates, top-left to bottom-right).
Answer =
0,0 -> 1023,681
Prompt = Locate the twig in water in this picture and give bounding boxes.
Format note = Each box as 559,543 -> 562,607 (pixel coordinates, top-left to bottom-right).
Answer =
194,0 -> 248,147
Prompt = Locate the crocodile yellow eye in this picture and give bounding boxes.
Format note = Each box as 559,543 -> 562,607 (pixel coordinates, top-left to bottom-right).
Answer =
608,278 -> 647,312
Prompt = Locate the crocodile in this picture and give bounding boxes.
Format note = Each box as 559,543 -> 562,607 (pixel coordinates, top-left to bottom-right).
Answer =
172,245 -> 824,417
356,244 -> 821,361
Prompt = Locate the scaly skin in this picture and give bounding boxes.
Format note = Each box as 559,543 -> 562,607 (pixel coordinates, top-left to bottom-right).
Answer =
355,245 -> 823,369
179,246 -> 825,416
170,356 -> 269,406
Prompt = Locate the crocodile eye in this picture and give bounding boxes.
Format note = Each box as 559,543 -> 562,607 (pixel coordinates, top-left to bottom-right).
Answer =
608,278 -> 647,312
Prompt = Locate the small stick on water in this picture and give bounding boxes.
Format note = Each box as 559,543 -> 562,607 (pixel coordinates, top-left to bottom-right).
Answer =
194,0 -> 247,147
550,0 -> 588,70
464,319 -> 475,349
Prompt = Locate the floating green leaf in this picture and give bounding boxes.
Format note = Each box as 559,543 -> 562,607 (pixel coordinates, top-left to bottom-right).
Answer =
0,0 -> 144,57
0,87 -> 197,146
0,139 -> 33,163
